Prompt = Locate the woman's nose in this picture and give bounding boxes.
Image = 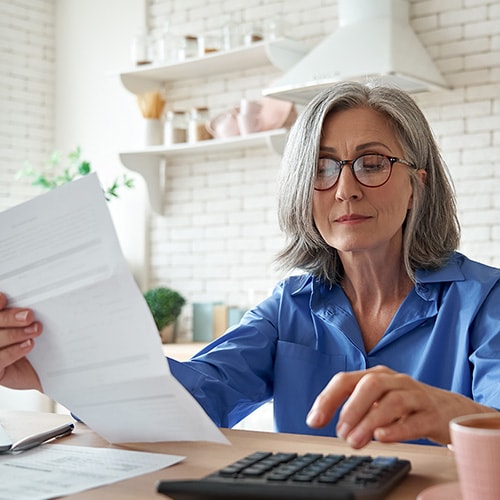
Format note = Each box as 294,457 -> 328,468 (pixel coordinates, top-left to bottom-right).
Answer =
335,165 -> 363,201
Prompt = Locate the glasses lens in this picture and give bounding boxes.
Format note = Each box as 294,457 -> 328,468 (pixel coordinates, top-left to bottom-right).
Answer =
353,154 -> 392,186
315,158 -> 339,190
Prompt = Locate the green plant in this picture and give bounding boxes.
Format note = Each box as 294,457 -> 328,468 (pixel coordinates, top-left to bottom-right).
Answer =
144,287 -> 186,331
16,146 -> 134,201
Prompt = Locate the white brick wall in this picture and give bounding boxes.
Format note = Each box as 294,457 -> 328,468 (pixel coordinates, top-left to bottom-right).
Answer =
0,0 -> 56,210
411,5 -> 500,259
1,0 -> 500,342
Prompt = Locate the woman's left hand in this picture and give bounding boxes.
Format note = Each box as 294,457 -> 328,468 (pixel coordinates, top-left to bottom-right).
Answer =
306,365 -> 494,448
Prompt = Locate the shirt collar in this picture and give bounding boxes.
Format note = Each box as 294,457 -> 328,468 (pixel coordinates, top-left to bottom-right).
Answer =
413,252 -> 464,300
416,252 -> 465,284
292,252 -> 465,300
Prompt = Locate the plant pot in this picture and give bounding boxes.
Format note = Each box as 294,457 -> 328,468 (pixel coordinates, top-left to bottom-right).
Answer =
160,323 -> 176,343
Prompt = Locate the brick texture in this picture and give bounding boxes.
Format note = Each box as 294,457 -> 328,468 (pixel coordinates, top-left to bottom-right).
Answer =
0,0 -> 56,209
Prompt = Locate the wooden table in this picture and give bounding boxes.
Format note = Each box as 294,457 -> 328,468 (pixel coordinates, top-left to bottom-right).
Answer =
162,342 -> 207,361
0,410 -> 458,499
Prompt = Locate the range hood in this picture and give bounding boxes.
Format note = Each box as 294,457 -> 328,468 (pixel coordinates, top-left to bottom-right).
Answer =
263,0 -> 448,104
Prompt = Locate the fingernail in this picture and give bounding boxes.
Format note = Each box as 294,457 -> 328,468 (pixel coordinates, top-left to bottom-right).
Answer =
337,422 -> 350,440
15,311 -> 29,321
347,432 -> 363,448
24,324 -> 38,334
20,339 -> 32,349
344,426 -> 368,448
306,409 -> 322,427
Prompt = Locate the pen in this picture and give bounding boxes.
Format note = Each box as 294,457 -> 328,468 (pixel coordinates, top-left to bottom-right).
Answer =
6,422 -> 75,453
0,422 -> 12,452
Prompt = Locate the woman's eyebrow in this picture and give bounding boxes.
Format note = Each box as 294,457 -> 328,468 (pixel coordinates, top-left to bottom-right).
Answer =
319,142 -> 391,154
355,141 -> 391,151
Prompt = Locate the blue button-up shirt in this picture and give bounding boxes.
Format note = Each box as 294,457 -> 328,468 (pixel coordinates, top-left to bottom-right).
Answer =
168,252 -> 500,443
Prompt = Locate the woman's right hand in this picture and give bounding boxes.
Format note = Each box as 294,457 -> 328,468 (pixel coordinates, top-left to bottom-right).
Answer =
0,292 -> 43,391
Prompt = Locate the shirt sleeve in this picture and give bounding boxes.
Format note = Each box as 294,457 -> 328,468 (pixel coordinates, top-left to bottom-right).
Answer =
167,285 -> 285,428
469,279 -> 500,410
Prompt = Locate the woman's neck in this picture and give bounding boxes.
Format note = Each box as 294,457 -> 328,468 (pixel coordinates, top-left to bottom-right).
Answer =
338,250 -> 414,351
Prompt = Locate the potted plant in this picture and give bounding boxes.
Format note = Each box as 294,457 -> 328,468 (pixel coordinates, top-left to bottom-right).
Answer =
144,287 -> 186,343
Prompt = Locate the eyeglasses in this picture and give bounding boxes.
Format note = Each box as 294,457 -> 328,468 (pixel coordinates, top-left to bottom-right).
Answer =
314,153 -> 415,191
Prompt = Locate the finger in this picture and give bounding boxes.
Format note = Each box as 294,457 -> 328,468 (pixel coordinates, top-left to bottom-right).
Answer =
337,369 -> 404,431
0,348 -> 42,391
0,308 -> 35,328
0,338 -> 35,374
0,293 -> 7,310
339,369 -> 434,449
374,413 -> 425,443
306,370 -> 368,428
342,384 -> 421,448
0,322 -> 42,349
373,384 -> 462,445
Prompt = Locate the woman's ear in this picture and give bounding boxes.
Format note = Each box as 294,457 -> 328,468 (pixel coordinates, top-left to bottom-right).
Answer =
417,168 -> 427,185
407,169 -> 427,210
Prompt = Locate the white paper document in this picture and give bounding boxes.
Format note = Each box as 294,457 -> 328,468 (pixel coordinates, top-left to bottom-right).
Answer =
0,443 -> 184,500
0,174 -> 228,444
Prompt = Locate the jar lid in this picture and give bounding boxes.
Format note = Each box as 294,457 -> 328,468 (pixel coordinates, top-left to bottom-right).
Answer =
166,110 -> 186,118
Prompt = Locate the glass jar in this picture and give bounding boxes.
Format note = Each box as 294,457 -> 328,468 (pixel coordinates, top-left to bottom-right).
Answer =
188,107 -> 211,142
264,20 -> 287,41
177,35 -> 198,61
130,30 -> 152,65
243,23 -> 263,46
164,110 -> 187,145
197,33 -> 222,57
222,14 -> 243,50
156,20 -> 178,64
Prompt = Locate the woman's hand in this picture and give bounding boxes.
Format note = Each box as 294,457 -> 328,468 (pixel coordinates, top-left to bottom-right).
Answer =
0,292 -> 43,391
306,365 -> 494,448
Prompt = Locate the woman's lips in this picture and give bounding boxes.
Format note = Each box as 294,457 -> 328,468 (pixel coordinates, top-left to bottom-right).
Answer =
335,214 -> 370,224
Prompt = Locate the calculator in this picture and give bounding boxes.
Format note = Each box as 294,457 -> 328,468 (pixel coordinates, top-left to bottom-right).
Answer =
157,450 -> 411,499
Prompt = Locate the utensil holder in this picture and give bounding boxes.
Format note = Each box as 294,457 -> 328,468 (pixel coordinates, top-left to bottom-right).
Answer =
144,118 -> 163,146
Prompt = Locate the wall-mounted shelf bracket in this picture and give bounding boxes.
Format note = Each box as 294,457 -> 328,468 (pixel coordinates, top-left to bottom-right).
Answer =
119,129 -> 289,213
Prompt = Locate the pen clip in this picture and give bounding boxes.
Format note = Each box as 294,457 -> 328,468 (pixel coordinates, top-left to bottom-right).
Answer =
8,422 -> 74,453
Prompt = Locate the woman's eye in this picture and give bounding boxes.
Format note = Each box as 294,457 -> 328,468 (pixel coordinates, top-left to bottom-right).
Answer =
317,159 -> 337,176
363,161 -> 382,171
359,155 -> 387,172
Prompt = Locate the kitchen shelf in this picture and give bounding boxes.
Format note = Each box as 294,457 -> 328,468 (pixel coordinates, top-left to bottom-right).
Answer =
120,128 -> 289,213
118,38 -> 305,213
119,38 -> 308,94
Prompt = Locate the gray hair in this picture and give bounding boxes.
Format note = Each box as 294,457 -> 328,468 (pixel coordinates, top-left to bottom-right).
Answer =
276,81 -> 460,285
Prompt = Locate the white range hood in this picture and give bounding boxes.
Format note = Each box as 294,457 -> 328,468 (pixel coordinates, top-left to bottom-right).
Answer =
263,0 -> 449,104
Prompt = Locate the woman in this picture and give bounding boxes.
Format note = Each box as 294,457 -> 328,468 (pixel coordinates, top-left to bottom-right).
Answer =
1,82 -> 499,448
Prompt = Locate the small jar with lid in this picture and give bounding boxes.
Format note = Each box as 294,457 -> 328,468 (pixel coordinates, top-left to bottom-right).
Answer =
243,23 -> 263,46
164,110 -> 187,145
130,30 -> 152,65
188,107 -> 211,142
177,35 -> 198,61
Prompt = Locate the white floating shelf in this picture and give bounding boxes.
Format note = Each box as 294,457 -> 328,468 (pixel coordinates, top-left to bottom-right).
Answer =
119,39 -> 308,94
120,129 -> 289,213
